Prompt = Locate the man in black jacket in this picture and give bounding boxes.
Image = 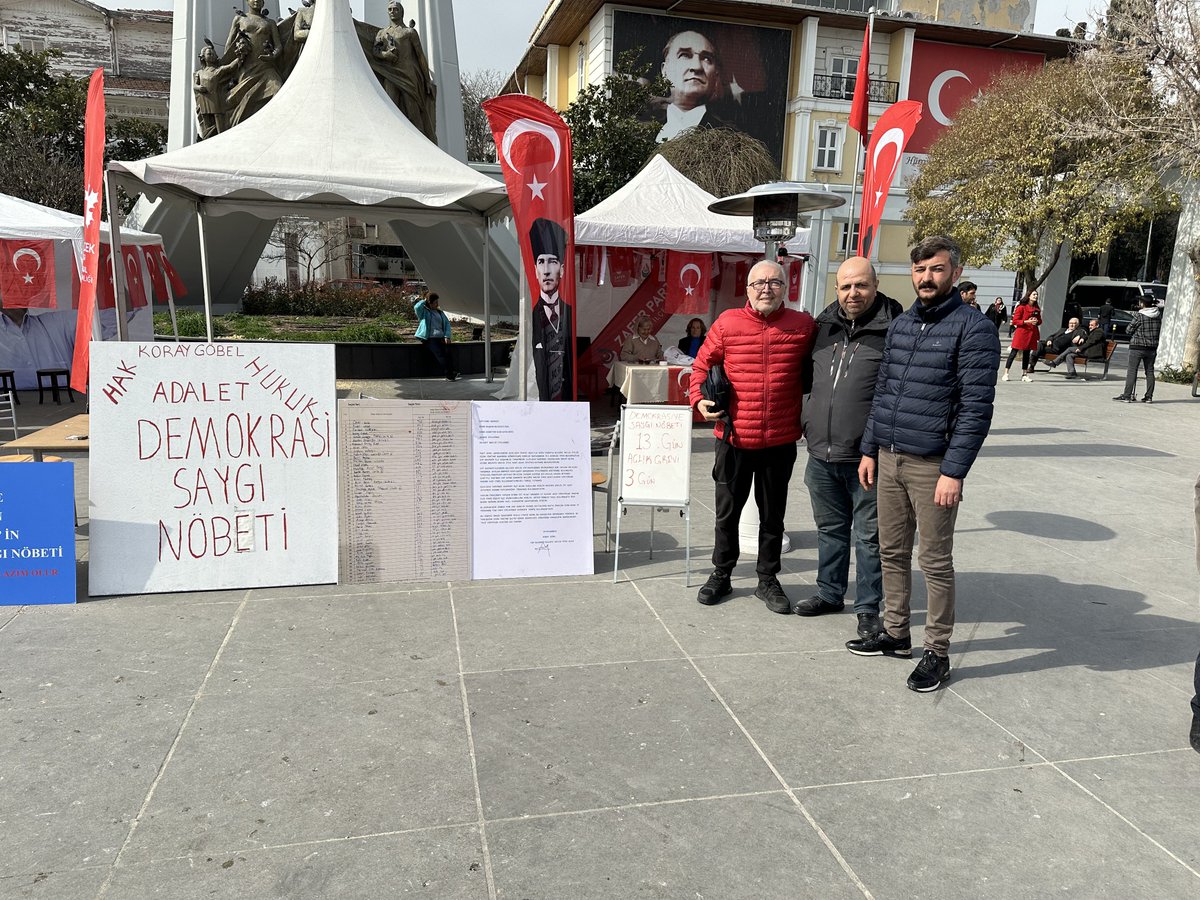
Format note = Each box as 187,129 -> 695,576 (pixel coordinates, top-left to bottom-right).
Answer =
847,235 -> 1000,693
1048,318 -> 1106,378
796,257 -> 903,638
1033,317 -> 1085,367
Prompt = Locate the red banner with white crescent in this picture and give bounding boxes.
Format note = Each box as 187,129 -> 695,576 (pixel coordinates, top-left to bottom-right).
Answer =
848,23 -> 872,137
858,100 -> 923,260
122,245 -> 148,308
0,238 -> 57,308
906,40 -> 1042,154
482,95 -> 576,401
70,68 -> 105,394
665,251 -> 711,315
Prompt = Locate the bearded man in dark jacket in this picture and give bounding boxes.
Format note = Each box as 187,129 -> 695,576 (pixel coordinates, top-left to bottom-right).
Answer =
795,257 -> 903,639
846,235 -> 1000,693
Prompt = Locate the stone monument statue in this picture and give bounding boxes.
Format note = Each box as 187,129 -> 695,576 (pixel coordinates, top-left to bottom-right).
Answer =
192,38 -> 242,139
371,1 -> 437,141
223,0 -> 285,127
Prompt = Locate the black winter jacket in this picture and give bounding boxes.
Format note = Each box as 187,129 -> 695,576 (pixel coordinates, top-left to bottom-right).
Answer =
860,289 -> 1000,480
802,293 -> 904,463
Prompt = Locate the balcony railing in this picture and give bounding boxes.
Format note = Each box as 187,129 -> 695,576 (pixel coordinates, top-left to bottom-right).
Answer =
812,75 -> 899,104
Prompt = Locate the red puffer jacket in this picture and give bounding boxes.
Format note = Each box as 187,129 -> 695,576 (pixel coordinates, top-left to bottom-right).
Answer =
689,302 -> 817,449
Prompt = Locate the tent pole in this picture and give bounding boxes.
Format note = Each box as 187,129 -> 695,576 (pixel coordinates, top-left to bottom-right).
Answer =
483,218 -> 492,383
195,203 -> 215,342
165,279 -> 180,341
104,171 -> 129,341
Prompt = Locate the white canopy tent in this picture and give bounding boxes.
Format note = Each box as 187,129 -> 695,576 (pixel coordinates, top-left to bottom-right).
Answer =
107,0 -> 509,349
0,191 -> 166,264
574,155 -> 809,255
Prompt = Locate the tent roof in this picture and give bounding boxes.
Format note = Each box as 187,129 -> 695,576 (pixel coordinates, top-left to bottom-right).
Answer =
574,156 -> 807,254
0,191 -> 163,246
108,0 -> 505,220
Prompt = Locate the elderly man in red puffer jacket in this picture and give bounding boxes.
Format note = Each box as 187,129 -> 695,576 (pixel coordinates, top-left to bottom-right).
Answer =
689,259 -> 817,613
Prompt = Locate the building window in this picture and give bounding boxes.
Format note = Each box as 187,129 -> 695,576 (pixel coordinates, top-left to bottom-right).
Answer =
829,55 -> 859,100
838,222 -> 861,255
3,31 -> 49,52
577,42 -> 585,91
814,126 -> 841,171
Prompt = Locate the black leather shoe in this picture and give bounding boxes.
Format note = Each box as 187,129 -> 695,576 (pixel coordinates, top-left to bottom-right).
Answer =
1190,713 -> 1200,754
846,630 -> 912,657
793,595 -> 845,617
697,569 -> 732,606
1112,394 -> 1133,402
907,649 -> 951,692
856,612 -> 882,637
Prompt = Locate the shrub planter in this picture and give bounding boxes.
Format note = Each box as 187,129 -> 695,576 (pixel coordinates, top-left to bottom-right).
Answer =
156,336 -> 516,380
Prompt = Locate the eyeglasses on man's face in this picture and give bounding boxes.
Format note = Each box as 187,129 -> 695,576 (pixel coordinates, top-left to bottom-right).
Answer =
748,279 -> 785,292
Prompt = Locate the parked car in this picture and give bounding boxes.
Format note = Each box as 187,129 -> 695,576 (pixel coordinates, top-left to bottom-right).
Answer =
1080,306 -> 1136,341
1068,277 -> 1166,313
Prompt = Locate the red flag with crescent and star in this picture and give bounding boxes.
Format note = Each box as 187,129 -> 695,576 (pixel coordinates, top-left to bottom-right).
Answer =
482,95 -> 576,401
857,100 -> 923,260
70,68 -> 105,394
122,245 -> 148,308
848,23 -> 872,137
665,251 -> 711,315
0,238 -> 57,308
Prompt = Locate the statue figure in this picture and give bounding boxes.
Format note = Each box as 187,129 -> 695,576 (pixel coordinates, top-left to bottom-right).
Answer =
193,39 -> 242,139
371,1 -> 437,141
224,0 -> 285,127
293,0 -> 315,48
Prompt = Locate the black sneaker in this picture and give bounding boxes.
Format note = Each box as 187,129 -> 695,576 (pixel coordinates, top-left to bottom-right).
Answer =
855,612 -> 883,637
1141,396 -> 1153,403
754,576 -> 792,614
907,650 -> 951,692
697,569 -> 732,606
846,630 -> 912,657
1190,713 -> 1200,754
793,595 -> 845,616
1112,394 -> 1133,402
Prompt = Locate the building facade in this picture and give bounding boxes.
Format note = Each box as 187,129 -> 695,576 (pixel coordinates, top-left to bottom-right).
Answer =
0,0 -> 171,123
508,0 -> 1070,308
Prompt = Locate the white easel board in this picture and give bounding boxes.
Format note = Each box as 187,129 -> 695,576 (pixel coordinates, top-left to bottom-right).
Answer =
89,342 -> 338,596
616,405 -> 692,507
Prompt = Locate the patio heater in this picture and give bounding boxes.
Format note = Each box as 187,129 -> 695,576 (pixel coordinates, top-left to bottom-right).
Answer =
707,183 -> 845,553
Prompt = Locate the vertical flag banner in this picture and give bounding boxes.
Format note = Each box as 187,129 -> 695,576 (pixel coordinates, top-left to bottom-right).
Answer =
858,100 -> 923,259
665,251 -> 711,315
482,95 -> 576,401
122,246 -> 148,307
70,68 -> 105,394
849,24 -> 872,137
0,238 -> 57,308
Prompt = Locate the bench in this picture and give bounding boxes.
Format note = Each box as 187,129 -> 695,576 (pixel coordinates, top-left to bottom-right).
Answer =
1041,340 -> 1117,380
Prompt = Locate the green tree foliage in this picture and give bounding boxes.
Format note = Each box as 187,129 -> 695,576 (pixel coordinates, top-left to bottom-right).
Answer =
563,51 -> 666,214
0,47 -> 166,213
906,58 -> 1173,293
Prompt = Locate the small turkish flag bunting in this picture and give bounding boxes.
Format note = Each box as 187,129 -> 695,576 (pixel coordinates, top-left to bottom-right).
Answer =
0,238 -> 56,308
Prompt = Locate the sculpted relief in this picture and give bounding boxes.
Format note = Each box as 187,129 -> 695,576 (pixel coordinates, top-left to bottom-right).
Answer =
194,0 -> 437,141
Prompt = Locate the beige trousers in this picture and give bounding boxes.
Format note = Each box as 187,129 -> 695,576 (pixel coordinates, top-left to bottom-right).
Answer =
877,450 -> 959,655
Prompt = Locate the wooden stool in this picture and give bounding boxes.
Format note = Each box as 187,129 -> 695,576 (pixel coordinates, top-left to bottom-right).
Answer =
36,368 -> 74,405
0,369 -> 17,405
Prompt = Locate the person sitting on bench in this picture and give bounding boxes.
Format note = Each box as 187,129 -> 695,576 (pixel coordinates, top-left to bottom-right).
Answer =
1034,317 -> 1085,367
1047,318 -> 1106,378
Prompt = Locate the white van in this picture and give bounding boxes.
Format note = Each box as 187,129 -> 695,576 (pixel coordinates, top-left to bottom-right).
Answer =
1066,277 -> 1167,313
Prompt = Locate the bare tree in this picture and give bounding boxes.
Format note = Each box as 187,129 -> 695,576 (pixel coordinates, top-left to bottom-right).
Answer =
262,217 -> 356,287
655,127 -> 781,198
461,68 -> 506,163
1069,0 -> 1200,366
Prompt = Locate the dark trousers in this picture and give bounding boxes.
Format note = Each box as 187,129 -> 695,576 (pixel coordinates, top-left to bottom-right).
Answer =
1122,347 -> 1156,399
1193,652 -> 1200,719
421,338 -> 454,378
712,440 -> 797,578
1004,346 -> 1031,372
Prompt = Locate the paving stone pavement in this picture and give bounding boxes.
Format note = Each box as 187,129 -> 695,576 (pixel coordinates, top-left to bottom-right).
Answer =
2,359 -> 1199,899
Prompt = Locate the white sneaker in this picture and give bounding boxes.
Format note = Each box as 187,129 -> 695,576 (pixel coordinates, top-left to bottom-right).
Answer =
1002,372 -> 1010,382
1022,374 -> 1033,382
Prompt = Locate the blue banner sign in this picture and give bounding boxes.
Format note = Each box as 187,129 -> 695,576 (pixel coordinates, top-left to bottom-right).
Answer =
0,462 -> 76,605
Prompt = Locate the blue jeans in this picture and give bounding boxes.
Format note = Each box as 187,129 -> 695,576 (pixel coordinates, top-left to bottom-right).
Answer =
803,455 -> 883,614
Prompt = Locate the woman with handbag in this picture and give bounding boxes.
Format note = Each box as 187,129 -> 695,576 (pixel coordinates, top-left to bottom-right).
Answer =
1002,291 -> 1041,382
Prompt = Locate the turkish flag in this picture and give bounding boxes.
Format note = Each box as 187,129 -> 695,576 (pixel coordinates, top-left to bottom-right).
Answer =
95,246 -> 116,310
787,258 -> 802,302
157,247 -> 187,297
71,68 -> 104,394
483,95 -> 576,400
848,24 -> 872,136
734,260 -> 750,299
142,243 -> 167,301
122,246 -> 148,307
666,251 -> 711,315
609,247 -> 633,287
858,101 -> 923,259
906,41 -> 1043,153
0,239 -> 57,308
